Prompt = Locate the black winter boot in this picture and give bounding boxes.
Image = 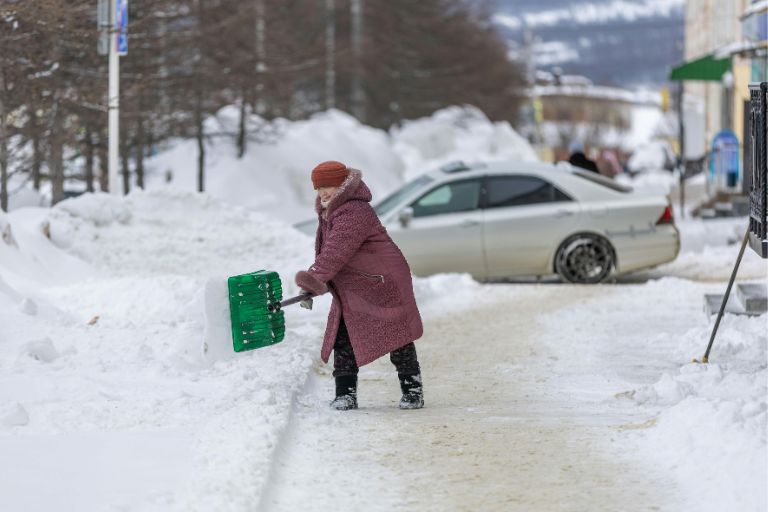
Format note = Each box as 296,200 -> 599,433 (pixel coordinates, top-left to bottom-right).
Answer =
330,375 -> 358,411
398,373 -> 424,410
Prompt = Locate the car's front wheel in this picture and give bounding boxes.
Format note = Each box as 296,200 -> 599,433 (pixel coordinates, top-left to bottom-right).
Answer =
555,234 -> 615,284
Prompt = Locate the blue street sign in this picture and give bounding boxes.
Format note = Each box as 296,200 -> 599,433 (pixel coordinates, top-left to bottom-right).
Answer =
116,0 -> 128,56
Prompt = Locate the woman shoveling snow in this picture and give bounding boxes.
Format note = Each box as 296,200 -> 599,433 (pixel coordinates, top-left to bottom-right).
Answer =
295,161 -> 424,411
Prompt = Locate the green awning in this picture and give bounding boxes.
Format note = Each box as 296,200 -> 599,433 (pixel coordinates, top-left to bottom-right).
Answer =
669,54 -> 732,81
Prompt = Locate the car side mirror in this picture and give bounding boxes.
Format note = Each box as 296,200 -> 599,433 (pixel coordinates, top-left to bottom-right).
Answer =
398,207 -> 414,228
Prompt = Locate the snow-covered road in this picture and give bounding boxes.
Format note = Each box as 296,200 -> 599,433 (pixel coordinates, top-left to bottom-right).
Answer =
1,193 -> 764,512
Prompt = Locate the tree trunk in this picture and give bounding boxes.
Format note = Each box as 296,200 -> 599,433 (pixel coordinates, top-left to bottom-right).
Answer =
97,130 -> 109,192
136,117 -> 145,189
0,95 -> 7,213
120,138 -> 130,195
325,0 -> 336,110
195,0 -> 205,193
196,87 -> 205,193
30,108 -> 43,191
49,100 -> 65,205
0,62 -> 7,212
84,124 -> 95,193
254,0 -> 266,116
237,93 -> 247,158
350,0 -> 365,122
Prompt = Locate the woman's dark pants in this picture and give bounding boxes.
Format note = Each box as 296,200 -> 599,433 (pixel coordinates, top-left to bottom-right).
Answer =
332,317 -> 420,377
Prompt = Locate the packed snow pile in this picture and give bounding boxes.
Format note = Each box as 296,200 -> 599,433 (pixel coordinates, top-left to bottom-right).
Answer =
144,105 -> 539,222
0,190 -> 327,511
10,104 -> 539,220
648,217 -> 768,281
628,314 -> 766,512
622,104 -> 677,152
535,272 -> 766,512
626,140 -> 675,174
0,210 -> 14,245
43,190 -> 312,280
616,168 -> 677,197
391,106 -> 539,180
145,108 -> 406,223
412,272 -> 482,316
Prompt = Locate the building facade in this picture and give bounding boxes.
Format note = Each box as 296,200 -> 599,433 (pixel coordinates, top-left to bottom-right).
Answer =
675,0 -> 767,194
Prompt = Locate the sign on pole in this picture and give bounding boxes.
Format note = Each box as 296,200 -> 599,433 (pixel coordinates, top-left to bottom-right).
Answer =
97,0 -> 110,56
116,0 -> 128,56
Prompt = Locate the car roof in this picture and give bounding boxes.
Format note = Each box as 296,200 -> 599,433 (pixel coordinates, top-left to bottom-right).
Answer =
428,159 -> 574,178
422,159 -> 632,201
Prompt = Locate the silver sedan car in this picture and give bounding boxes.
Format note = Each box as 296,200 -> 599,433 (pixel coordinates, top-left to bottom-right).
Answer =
296,160 -> 680,284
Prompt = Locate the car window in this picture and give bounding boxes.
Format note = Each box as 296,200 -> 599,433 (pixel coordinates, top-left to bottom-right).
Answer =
374,175 -> 434,217
411,180 -> 481,218
485,176 -> 572,208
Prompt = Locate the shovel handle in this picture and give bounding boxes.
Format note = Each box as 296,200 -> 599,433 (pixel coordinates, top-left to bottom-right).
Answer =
268,292 -> 314,313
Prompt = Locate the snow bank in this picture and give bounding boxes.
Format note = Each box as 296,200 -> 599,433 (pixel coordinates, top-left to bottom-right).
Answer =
0,210 -> 14,246
627,315 -> 766,512
143,105 -> 538,223
646,217 -> 768,281
0,190 -> 323,511
616,168 -> 677,197
145,108 -> 405,223
9,104 -> 539,225
535,274 -> 766,512
627,140 -> 675,174
391,106 -> 539,180
412,273 -> 483,317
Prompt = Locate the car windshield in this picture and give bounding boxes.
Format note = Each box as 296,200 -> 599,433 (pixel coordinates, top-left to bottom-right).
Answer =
571,169 -> 633,193
374,175 -> 434,217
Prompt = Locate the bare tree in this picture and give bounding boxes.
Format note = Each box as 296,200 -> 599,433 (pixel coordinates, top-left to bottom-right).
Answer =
1,0 -> 526,206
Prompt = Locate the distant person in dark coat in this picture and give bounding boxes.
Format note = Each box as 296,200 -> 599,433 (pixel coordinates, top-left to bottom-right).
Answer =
568,143 -> 600,174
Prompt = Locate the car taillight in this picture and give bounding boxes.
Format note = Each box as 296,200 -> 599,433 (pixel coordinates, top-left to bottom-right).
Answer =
656,205 -> 674,225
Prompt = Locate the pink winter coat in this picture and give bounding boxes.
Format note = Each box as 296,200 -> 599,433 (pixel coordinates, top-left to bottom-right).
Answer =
295,169 -> 423,366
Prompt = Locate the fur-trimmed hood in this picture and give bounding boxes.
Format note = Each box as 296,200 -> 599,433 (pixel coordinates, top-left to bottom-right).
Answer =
315,168 -> 372,219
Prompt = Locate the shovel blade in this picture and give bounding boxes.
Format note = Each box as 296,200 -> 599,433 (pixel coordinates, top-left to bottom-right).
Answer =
227,270 -> 285,352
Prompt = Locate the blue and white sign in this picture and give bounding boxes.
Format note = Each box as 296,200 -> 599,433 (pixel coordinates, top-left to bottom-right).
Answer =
710,130 -> 740,190
116,0 -> 128,56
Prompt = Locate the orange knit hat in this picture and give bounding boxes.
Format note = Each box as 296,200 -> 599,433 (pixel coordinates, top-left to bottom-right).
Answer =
311,161 -> 349,189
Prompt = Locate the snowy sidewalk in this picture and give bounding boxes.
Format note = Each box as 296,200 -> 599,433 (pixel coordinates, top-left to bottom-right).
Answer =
1,192 -> 763,511
258,284 -> 682,511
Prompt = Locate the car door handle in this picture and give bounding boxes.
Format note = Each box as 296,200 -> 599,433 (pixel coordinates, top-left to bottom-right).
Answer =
555,210 -> 574,218
460,219 -> 480,227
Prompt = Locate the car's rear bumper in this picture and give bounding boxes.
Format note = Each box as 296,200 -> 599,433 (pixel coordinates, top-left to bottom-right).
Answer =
612,224 -> 680,274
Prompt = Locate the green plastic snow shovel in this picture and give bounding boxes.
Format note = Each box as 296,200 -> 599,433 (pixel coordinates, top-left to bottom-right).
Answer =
227,270 -> 313,353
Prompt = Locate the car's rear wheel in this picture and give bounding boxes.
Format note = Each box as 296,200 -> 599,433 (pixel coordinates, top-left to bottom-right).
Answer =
555,234 -> 614,284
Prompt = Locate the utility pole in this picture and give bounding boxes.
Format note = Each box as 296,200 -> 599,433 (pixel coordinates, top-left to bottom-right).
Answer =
108,3 -> 120,195
677,81 -> 686,218
99,0 -> 125,195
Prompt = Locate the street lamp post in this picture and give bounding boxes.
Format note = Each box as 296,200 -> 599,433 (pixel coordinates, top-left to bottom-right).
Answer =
98,0 -> 125,195
108,3 -> 120,195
